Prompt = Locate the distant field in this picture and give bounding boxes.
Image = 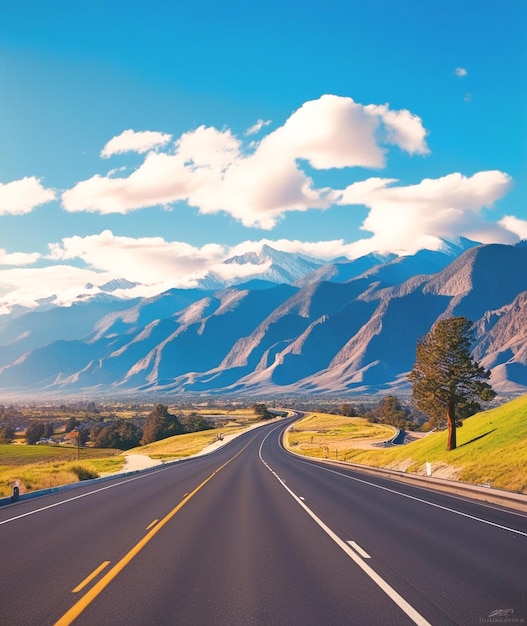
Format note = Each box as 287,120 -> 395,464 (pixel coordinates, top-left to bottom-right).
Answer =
287,414 -> 395,460
286,396 -> 527,494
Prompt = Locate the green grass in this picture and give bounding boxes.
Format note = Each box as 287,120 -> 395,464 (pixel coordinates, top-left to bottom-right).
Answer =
0,444 -> 120,465
0,445 -> 123,497
286,397 -> 527,493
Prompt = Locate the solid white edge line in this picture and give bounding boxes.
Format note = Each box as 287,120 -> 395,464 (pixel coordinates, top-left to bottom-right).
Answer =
259,428 -> 432,626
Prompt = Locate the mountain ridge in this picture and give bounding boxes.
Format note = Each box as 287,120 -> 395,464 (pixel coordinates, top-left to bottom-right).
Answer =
0,240 -> 526,398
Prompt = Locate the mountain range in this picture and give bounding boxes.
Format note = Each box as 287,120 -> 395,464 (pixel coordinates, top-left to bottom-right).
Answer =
1,238 -> 526,399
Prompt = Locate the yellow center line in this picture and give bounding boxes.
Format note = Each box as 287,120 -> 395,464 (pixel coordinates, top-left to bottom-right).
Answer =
54,436 -> 255,626
145,519 -> 159,531
71,561 -> 111,593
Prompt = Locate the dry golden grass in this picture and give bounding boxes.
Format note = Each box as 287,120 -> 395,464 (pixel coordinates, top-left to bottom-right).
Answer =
0,457 -> 126,497
287,413 -> 396,459
130,423 -> 251,459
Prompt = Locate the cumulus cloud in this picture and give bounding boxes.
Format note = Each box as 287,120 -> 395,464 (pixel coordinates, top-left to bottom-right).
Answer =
0,249 -> 40,266
226,238 -> 359,260
62,95 -> 429,227
364,104 -> 430,155
0,265 -> 108,312
261,95 -> 429,170
101,129 -> 172,158
499,215 -> 527,240
455,67 -> 468,77
0,177 -> 56,215
338,170 -> 514,255
48,230 -> 233,287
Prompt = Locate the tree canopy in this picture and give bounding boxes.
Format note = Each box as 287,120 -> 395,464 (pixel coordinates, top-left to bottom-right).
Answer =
253,403 -> 276,420
25,421 -> 54,444
0,423 -> 15,443
408,316 -> 495,450
368,396 -> 412,430
179,412 -> 214,433
141,404 -> 183,445
93,419 -> 142,450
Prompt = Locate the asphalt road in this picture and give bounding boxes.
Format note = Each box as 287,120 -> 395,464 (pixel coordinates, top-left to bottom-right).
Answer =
1,417 -> 526,625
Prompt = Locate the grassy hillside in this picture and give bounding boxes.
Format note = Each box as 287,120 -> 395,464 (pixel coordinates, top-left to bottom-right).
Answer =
286,396 -> 527,494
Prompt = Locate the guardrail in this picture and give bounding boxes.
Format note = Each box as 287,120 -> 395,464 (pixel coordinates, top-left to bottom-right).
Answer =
318,458 -> 527,512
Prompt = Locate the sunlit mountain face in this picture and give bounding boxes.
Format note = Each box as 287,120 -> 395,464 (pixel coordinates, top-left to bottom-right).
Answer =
0,241 -> 526,398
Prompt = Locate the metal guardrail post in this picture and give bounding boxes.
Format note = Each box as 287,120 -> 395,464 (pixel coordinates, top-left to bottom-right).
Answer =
11,485 -> 19,503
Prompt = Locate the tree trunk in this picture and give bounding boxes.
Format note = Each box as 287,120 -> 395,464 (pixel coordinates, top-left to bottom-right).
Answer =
446,400 -> 457,451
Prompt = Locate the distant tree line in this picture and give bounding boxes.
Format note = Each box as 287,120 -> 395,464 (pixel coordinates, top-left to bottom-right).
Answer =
8,403 -> 216,451
89,404 -> 215,450
337,398 -> 426,430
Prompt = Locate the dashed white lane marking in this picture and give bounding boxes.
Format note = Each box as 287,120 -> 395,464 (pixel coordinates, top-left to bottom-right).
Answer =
347,540 -> 371,559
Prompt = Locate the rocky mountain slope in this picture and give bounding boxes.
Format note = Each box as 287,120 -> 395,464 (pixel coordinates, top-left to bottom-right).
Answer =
0,241 -> 526,397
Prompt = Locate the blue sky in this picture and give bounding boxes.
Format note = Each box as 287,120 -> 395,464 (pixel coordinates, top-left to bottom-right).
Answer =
0,0 -> 525,309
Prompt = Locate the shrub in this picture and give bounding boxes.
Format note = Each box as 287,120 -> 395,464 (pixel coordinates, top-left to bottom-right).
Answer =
70,465 -> 99,481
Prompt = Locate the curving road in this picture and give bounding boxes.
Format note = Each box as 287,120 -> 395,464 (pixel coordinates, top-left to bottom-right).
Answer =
1,417 -> 526,625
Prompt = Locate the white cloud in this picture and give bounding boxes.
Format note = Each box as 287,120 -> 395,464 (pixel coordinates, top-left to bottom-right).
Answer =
364,104 -> 430,155
0,177 -> 56,215
176,125 -> 241,170
0,249 -> 40,266
245,119 -> 271,136
48,230 -> 231,286
101,129 -> 172,158
0,265 -> 108,312
261,95 -> 429,170
62,95 -> 429,227
226,238 -> 358,260
455,67 -> 468,77
499,215 -> 527,240
339,170 -> 514,255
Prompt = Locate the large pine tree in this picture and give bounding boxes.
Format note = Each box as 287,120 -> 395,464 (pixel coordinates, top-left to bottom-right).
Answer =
408,317 -> 495,450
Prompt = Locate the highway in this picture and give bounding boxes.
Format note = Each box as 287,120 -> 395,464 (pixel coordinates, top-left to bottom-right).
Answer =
0,417 -> 526,625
